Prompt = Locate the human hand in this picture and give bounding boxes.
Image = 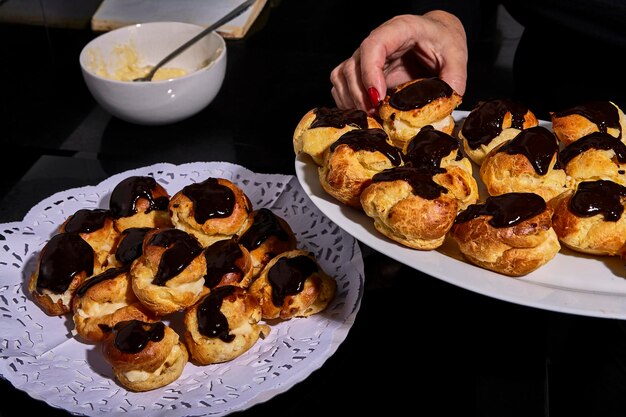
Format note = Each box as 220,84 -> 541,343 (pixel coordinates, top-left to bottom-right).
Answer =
330,11 -> 468,112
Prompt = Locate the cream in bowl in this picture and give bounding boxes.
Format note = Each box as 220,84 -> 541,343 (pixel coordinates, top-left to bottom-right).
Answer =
80,21 -> 226,125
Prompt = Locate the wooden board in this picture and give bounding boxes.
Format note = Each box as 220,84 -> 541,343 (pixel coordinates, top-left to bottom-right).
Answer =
91,0 -> 267,39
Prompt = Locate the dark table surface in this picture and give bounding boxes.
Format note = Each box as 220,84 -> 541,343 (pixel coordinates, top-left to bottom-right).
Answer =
3,1 -> 626,416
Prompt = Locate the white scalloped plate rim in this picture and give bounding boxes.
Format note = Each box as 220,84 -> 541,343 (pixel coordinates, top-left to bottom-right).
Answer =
295,110 -> 626,320
0,161 -> 364,417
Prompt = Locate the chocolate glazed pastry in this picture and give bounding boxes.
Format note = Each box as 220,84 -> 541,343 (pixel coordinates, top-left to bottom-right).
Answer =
551,180 -> 626,256
109,176 -> 172,231
318,128 -> 403,209
559,132 -> 626,187
459,98 -> 538,165
293,106 -> 383,165
551,100 -> 626,145
130,228 -> 206,315
378,77 -> 462,150
102,319 -> 188,392
184,285 -> 270,365
169,177 -> 252,247
451,193 -> 561,277
60,208 -> 120,271
480,126 -> 571,202
28,232 -> 95,316
238,208 -> 298,278
249,250 -> 336,320
203,237 -> 254,289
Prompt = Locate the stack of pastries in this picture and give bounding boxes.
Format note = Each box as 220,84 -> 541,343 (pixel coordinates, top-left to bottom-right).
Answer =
28,174 -> 336,392
294,77 -> 626,277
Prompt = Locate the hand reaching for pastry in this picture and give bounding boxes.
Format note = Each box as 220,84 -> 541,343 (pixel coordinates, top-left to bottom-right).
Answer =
330,11 -> 468,112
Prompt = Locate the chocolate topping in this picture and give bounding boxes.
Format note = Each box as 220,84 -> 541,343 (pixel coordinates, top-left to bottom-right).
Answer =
497,126 -> 559,175
455,192 -> 547,228
569,180 -> 626,221
76,265 -> 130,297
554,101 -> 622,140
239,208 -> 291,251
203,238 -> 244,288
64,209 -> 111,233
36,232 -> 94,294
388,78 -> 453,111
329,128 -> 402,166
181,178 -> 238,224
461,99 -> 530,149
113,320 -> 165,354
268,255 -> 318,307
404,125 -> 462,170
310,107 -> 368,129
196,285 -> 236,343
372,166 -> 448,200
560,132 -> 626,166
148,229 -> 202,285
115,227 -> 151,265
109,176 -> 169,218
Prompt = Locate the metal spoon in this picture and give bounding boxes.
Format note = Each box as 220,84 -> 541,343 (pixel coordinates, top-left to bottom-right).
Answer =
133,0 -> 256,82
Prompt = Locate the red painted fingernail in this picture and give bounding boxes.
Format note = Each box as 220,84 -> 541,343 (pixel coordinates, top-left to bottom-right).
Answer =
368,87 -> 380,107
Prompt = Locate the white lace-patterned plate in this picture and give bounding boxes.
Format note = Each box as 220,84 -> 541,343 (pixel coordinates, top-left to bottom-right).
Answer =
0,161 -> 364,416
295,110 -> 626,320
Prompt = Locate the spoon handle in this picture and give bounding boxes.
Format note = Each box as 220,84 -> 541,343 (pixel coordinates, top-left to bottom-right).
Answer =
140,0 -> 256,81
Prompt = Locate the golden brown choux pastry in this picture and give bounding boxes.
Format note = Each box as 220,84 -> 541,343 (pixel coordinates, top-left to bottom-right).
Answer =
318,128 -> 403,208
293,107 -> 383,165
238,208 -> 298,278
28,232 -> 96,316
184,285 -> 270,365
378,77 -> 462,149
560,132 -> 626,187
109,176 -> 172,232
451,192 -> 561,276
102,320 -> 188,392
359,166 -> 460,250
202,237 -> 254,289
551,180 -> 626,256
480,126 -> 571,202
130,228 -> 206,315
551,101 -> 626,146
169,177 -> 252,247
458,98 -> 538,165
404,125 -> 479,210
249,250 -> 336,320
72,266 -> 156,343
109,227 -> 152,267
60,208 -> 120,270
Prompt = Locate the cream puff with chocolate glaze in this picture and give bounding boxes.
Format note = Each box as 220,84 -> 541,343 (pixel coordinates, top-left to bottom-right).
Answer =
551,180 -> 626,256
359,166 -> 460,250
238,208 -> 298,277
60,208 -> 120,270
480,126 -> 571,202
378,77 -> 462,149
109,176 -> 172,232
451,192 -> 560,277
169,177 -> 252,247
293,107 -> 383,165
560,132 -> 626,187
202,237 -> 254,289
184,286 -> 270,365
318,128 -> 403,209
131,228 -> 206,315
459,98 -> 539,165
551,101 -> 626,146
249,250 -> 336,320
404,125 -> 478,210
72,266 -> 156,343
110,227 -> 152,268
102,320 -> 188,392
28,232 -> 96,316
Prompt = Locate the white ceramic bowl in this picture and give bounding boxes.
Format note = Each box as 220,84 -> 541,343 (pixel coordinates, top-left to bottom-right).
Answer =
79,21 -> 226,125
